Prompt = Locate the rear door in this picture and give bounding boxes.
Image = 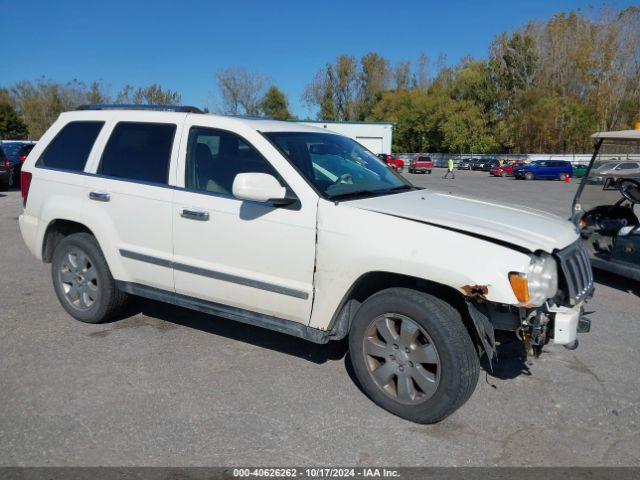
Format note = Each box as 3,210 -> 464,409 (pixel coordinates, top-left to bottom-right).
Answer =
84,116 -> 184,292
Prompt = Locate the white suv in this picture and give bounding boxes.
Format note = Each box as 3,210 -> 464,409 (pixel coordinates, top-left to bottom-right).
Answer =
18,105 -> 593,423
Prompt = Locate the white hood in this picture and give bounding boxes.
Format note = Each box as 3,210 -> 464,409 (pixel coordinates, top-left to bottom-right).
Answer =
344,189 -> 579,253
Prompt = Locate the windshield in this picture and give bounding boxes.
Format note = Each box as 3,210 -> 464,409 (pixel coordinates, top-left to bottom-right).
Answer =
264,132 -> 412,200
573,138 -> 640,220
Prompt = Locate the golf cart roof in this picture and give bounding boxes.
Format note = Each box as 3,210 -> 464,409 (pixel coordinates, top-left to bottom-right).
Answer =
591,129 -> 640,140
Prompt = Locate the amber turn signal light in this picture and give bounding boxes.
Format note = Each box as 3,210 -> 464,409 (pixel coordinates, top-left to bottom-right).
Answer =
509,273 -> 530,304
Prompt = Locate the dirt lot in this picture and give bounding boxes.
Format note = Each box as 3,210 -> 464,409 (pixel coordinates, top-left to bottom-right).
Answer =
1,171 -> 638,466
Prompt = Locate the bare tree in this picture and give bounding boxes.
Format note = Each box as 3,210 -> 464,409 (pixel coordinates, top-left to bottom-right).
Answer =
215,67 -> 267,116
393,60 -> 411,90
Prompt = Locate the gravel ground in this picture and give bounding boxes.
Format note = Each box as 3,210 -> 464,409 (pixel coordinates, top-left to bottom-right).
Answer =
0,172 -> 638,466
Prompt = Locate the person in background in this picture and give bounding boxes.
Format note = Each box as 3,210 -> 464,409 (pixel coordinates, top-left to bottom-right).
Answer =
443,157 -> 455,179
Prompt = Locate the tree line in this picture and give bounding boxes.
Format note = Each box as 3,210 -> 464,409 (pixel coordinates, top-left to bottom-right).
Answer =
1,5 -> 638,153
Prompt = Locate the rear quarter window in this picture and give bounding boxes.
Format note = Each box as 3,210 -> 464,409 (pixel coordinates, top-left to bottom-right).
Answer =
37,122 -> 104,171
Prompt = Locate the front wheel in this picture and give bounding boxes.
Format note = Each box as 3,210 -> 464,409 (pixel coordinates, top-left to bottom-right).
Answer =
51,232 -> 128,323
348,288 -> 480,424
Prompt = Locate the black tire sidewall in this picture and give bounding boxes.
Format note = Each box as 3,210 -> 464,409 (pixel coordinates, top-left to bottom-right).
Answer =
51,233 -> 116,323
349,289 -> 479,423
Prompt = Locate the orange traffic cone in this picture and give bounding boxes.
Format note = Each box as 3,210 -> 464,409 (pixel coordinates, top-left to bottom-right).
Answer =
564,175 -> 571,183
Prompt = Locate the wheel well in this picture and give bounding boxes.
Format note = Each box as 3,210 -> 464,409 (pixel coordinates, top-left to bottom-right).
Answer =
328,272 -> 482,350
42,219 -> 94,263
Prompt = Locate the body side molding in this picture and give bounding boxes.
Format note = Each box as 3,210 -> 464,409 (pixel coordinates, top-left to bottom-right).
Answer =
119,249 -> 309,299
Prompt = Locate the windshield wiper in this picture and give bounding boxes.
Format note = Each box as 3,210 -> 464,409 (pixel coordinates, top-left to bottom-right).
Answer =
329,185 -> 413,201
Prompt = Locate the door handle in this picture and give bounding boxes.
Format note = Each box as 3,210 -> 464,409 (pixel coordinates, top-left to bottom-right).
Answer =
180,208 -> 209,221
89,191 -> 110,202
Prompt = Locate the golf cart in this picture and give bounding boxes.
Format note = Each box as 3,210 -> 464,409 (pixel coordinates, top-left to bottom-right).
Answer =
572,124 -> 640,281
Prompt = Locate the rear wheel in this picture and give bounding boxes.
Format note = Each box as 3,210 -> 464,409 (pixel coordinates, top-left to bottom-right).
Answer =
348,288 -> 480,424
501,171 -> 507,177
525,172 -> 535,180
51,233 -> 128,323
559,173 -> 567,181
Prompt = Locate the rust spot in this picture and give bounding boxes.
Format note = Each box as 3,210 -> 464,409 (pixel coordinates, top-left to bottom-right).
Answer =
461,284 -> 489,300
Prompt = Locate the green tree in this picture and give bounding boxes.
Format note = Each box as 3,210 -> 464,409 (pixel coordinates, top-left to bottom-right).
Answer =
357,52 -> 391,120
260,86 -> 293,120
0,101 -> 28,139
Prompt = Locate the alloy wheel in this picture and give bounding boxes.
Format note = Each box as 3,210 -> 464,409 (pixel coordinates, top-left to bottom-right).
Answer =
58,249 -> 99,310
363,313 -> 440,405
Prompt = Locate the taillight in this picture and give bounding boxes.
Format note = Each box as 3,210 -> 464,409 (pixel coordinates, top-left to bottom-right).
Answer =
19,155 -> 26,162
3,159 -> 9,171
20,171 -> 32,207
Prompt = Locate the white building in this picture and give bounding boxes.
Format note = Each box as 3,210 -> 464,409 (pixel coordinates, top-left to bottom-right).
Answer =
297,121 -> 393,155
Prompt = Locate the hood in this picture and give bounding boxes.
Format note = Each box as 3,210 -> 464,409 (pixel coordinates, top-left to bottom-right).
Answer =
343,189 -> 578,253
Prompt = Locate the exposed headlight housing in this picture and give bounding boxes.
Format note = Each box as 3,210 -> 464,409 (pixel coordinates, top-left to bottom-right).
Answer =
509,253 -> 558,307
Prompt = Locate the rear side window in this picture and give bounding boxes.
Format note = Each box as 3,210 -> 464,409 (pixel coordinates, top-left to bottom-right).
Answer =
99,122 -> 176,184
38,121 -> 104,171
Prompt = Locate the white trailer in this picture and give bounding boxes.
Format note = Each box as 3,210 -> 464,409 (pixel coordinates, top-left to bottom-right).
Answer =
297,121 -> 393,155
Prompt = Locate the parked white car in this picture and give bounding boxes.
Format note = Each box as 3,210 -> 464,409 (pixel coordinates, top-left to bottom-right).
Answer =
18,105 -> 593,423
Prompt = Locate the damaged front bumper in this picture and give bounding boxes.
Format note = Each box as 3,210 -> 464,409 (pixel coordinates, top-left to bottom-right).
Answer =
466,299 -> 592,361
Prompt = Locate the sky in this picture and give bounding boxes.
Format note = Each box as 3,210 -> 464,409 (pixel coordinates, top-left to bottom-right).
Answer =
1,0 -> 636,118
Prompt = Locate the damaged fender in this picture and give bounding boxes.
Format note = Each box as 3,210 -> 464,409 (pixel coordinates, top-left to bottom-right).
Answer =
465,300 -> 497,367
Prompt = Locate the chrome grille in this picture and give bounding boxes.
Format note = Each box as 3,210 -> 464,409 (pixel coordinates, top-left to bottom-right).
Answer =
555,241 -> 594,305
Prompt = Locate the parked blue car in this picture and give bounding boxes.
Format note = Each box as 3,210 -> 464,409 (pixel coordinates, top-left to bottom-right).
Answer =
512,160 -> 573,180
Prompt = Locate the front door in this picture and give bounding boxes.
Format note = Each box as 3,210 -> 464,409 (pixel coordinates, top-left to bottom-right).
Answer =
172,125 -> 317,324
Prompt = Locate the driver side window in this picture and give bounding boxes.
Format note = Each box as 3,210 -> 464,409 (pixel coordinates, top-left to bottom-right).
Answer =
185,127 -> 280,197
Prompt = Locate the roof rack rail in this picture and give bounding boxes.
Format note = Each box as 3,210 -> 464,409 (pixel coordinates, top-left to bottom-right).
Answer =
76,104 -> 204,113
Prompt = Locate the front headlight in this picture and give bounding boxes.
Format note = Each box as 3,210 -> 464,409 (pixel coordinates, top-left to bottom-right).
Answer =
509,253 -> 558,306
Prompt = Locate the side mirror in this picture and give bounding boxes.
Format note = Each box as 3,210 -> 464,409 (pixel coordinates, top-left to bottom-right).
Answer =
232,173 -> 296,206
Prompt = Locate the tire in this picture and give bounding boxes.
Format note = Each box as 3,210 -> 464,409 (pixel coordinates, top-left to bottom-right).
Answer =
427,170 -> 432,174
51,232 -> 128,323
7,170 -> 15,189
501,171 -> 507,177
559,173 -> 567,181
525,172 -> 535,181
397,167 -> 403,173
348,288 -> 480,424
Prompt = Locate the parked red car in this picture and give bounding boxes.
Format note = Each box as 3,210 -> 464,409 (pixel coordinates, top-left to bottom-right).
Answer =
378,153 -> 405,172
408,155 -> 433,174
490,161 -> 525,177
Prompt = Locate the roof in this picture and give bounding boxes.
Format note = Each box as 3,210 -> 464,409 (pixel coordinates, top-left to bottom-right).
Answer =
61,108 -> 333,135
591,130 -> 640,140
299,120 -> 394,126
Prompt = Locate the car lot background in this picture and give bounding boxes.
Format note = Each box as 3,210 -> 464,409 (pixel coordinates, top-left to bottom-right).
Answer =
1,170 -> 638,466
